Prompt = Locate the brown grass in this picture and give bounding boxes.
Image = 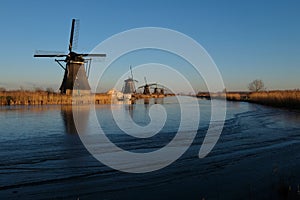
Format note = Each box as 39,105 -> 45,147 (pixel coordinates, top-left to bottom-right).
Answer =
208,90 -> 300,109
248,90 -> 300,109
0,90 -> 113,105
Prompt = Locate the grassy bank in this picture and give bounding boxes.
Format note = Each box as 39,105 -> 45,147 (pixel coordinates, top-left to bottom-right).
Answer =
197,90 -> 300,109
0,90 -> 112,105
0,90 -> 175,106
223,90 -> 300,109
248,90 -> 300,109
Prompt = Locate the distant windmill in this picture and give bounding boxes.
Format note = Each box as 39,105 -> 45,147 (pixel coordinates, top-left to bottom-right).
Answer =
138,77 -> 156,95
34,19 -> 106,95
122,66 -> 138,94
150,83 -> 165,95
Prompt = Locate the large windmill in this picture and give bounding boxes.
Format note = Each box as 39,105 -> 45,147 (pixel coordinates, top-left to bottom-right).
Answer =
34,19 -> 106,95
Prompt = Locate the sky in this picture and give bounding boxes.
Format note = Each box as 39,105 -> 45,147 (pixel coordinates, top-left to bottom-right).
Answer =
0,0 -> 299,92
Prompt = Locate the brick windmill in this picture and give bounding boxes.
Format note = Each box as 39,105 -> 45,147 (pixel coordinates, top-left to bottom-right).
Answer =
34,19 -> 106,95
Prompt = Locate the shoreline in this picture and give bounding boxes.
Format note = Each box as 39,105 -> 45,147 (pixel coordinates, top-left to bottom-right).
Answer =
0,91 -> 112,105
0,90 -> 175,106
1,89 -> 299,109
197,90 -> 300,110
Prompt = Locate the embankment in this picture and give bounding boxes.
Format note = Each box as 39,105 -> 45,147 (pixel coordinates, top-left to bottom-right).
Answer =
0,91 -> 175,106
0,91 -> 112,105
247,90 -> 300,109
197,90 -> 300,109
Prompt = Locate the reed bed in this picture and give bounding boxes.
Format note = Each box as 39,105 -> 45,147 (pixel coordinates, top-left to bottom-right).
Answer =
0,91 -> 112,105
208,90 -> 300,109
248,90 -> 300,109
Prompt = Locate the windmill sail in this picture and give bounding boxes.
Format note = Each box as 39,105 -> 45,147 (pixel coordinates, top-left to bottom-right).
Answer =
34,19 -> 106,95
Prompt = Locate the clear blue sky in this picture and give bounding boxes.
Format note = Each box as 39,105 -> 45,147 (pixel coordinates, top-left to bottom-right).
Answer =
0,0 -> 299,92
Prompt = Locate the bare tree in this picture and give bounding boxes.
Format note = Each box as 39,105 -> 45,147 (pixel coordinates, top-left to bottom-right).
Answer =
248,79 -> 265,92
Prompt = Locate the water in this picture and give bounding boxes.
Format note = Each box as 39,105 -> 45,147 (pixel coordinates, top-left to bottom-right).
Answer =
1,97 -> 300,199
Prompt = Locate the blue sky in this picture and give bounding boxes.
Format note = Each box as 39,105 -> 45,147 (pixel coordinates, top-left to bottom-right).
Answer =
0,0 -> 299,92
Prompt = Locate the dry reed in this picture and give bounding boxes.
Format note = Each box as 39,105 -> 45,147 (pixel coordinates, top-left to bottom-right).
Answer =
248,90 -> 300,109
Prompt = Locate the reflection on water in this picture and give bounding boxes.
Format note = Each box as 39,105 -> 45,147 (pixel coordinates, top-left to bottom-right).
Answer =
137,98 -> 164,105
61,106 -> 77,134
144,98 -> 149,105
125,103 -> 135,118
61,105 -> 91,135
1,99 -> 300,199
154,98 -> 164,104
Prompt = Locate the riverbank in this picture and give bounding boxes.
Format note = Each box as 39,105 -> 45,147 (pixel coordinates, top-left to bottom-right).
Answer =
197,90 -> 300,109
247,90 -> 300,109
0,91 -> 175,106
0,91 -> 112,105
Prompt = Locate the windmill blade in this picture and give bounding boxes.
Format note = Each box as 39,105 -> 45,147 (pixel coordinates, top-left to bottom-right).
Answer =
147,83 -> 157,87
130,65 -> 134,79
34,54 -> 67,57
138,83 -> 156,89
149,85 -> 158,88
34,50 -> 65,54
68,19 -> 76,52
150,86 -> 163,89
81,53 -> 107,57
34,50 -> 66,57
156,83 -> 165,88
72,19 -> 80,50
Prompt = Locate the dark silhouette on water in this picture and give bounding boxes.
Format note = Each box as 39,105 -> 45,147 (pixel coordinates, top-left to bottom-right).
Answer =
61,105 -> 90,134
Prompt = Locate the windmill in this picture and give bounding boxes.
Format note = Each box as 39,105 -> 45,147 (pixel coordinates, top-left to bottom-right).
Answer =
138,77 -> 156,95
122,66 -> 138,94
34,19 -> 106,95
150,83 -> 165,95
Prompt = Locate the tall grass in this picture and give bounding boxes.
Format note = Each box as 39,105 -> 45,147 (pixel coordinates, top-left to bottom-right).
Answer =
211,90 -> 300,109
248,90 -> 300,109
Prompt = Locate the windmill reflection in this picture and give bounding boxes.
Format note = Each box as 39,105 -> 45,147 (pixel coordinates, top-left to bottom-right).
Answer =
61,105 -> 90,134
154,98 -> 164,104
143,97 -> 164,106
124,103 -> 135,119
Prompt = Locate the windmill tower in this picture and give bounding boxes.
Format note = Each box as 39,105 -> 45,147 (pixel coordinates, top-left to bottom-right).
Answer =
122,66 -> 138,94
138,77 -> 156,95
150,83 -> 165,95
34,19 -> 106,95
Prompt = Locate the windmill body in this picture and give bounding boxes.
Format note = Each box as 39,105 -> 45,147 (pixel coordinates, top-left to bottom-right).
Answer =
138,77 -> 156,95
123,78 -> 136,94
60,56 -> 90,95
122,66 -> 138,94
138,80 -> 166,95
150,83 -> 165,95
143,85 -> 151,95
34,19 -> 105,95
